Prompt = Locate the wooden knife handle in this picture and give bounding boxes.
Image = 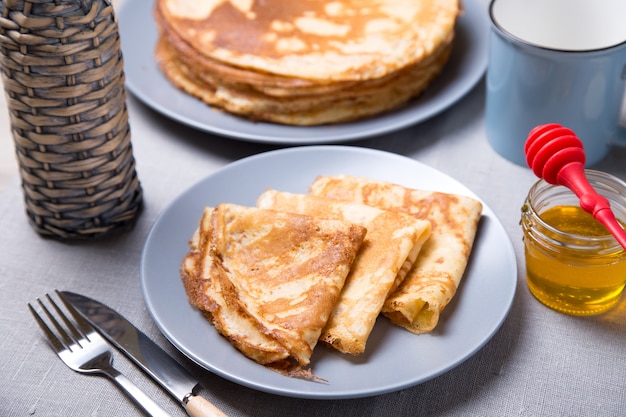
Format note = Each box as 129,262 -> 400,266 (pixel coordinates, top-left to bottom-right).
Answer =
185,394 -> 229,417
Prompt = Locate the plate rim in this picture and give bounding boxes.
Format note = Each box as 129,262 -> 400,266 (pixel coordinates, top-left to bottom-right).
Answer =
117,0 -> 489,144
140,145 -> 518,399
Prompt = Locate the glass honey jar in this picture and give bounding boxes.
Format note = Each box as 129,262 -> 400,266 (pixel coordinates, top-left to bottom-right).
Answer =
521,170 -> 626,316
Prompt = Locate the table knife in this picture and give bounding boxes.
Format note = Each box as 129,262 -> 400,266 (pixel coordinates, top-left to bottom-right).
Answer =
60,291 -> 228,417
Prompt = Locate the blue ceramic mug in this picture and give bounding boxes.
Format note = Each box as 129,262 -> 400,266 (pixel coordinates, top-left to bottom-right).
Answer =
486,0 -> 626,166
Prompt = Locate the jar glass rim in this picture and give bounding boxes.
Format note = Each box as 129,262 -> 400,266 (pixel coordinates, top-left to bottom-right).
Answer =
525,170 -> 626,250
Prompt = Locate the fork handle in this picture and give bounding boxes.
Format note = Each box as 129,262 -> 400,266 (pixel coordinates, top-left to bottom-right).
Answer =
104,367 -> 171,417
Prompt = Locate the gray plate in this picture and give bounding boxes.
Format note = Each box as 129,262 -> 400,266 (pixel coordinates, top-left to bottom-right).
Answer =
117,0 -> 489,144
140,146 -> 517,399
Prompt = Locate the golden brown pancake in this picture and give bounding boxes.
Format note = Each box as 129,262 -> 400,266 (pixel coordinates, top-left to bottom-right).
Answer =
154,29 -> 452,124
157,0 -> 459,80
308,175 -> 483,334
154,0 -> 460,125
181,204 -> 366,376
256,190 -> 431,354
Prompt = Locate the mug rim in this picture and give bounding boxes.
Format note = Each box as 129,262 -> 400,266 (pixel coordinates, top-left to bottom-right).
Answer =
489,0 -> 626,54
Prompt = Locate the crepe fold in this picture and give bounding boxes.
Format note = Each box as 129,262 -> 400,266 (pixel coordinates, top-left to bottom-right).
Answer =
257,190 -> 431,355
181,203 -> 366,376
309,175 -> 483,334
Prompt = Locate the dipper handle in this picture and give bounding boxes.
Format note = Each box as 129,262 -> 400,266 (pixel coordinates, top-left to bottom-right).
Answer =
525,123 -> 626,250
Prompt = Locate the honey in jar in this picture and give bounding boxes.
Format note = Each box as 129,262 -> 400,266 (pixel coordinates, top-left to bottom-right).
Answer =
521,170 -> 626,316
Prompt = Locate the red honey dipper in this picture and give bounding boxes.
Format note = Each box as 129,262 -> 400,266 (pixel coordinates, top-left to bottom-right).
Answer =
525,123 -> 626,250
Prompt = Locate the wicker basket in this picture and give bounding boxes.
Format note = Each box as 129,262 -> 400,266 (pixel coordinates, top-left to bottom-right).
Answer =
0,0 -> 142,238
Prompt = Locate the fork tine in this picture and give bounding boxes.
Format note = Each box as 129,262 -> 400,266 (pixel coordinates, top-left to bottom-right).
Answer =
37,295 -> 77,349
55,290 -> 95,341
28,301 -> 66,353
47,292 -> 89,344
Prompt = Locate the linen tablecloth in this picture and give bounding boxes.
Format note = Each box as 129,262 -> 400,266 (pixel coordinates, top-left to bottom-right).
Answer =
2,80 -> 625,415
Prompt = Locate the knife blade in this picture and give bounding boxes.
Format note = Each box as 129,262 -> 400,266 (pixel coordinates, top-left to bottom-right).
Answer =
60,291 -> 228,417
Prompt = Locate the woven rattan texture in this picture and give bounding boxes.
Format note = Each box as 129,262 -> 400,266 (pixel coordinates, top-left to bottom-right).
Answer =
0,0 -> 142,238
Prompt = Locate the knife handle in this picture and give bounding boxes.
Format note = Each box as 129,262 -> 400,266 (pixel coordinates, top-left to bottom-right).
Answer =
185,394 -> 229,417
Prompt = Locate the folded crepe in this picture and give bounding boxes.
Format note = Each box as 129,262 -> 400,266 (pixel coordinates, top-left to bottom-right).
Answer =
309,175 -> 483,334
181,203 -> 366,377
257,190 -> 431,354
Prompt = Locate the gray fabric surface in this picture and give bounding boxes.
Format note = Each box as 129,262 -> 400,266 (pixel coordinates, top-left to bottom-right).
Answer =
2,73 -> 626,416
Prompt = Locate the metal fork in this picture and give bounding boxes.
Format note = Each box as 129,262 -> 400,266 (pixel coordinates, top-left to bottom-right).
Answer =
28,291 -> 171,417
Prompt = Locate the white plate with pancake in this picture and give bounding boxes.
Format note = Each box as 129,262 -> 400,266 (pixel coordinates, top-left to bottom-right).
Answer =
141,146 -> 517,399
118,0 -> 489,144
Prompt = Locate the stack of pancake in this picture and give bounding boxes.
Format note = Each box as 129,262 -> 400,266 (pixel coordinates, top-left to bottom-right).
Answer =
154,0 -> 461,125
